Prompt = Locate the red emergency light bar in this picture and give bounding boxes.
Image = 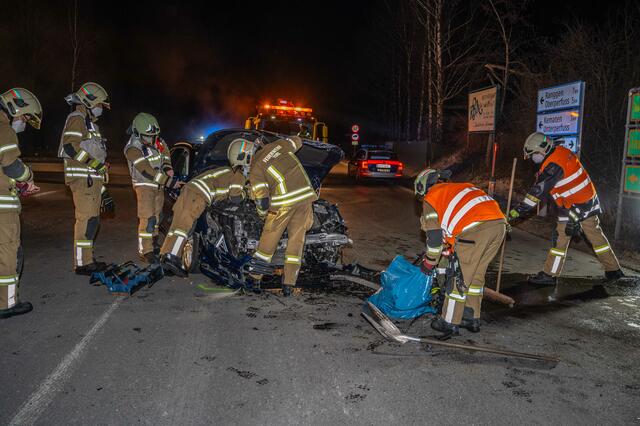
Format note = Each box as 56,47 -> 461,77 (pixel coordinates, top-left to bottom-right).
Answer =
261,104 -> 313,113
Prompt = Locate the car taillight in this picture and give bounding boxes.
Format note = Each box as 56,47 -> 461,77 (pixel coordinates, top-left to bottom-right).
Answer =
360,161 -> 369,169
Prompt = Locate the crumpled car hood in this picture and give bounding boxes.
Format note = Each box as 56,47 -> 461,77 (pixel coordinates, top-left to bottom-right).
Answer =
192,129 -> 344,188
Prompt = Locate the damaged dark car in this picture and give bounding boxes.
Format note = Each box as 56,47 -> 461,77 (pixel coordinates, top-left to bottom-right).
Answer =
161,129 -> 350,287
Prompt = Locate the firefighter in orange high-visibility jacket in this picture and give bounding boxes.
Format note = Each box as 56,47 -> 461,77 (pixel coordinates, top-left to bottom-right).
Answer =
415,169 -> 507,336
124,113 -> 182,264
58,82 -> 111,275
0,88 -> 42,319
241,136 -> 318,297
510,132 -> 623,286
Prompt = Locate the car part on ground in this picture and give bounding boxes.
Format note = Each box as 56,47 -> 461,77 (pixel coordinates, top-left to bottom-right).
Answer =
362,301 -> 560,363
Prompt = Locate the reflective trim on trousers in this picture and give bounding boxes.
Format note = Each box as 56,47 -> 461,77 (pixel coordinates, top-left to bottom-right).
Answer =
467,286 -> 483,295
594,244 -> 611,254
0,274 -> 19,285
285,255 -> 302,265
254,250 -> 272,262
75,240 -> 93,266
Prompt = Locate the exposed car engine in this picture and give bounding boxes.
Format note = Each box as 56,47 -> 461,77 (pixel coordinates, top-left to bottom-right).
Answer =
203,198 -> 351,268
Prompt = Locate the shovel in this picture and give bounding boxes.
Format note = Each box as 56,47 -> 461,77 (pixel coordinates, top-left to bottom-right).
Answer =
362,301 -> 559,363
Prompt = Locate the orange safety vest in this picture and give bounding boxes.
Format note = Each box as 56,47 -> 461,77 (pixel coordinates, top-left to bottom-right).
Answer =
424,183 -> 505,246
540,146 -> 596,209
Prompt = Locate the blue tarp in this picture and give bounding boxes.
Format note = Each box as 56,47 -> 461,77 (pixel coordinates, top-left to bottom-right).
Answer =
367,255 -> 436,319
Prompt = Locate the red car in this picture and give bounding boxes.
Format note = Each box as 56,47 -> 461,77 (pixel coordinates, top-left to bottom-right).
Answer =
348,149 -> 404,181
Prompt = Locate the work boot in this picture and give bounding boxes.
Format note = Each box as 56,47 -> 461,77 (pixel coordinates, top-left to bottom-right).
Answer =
461,307 -> 480,333
460,318 -> 481,333
140,251 -> 160,264
528,271 -> 557,286
430,315 -> 459,337
605,269 -> 625,281
75,261 -> 107,276
281,284 -> 293,297
160,253 -> 187,278
0,301 -> 33,319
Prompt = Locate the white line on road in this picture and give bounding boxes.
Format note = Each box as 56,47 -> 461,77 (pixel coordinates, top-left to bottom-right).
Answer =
9,299 -> 122,426
30,190 -> 62,199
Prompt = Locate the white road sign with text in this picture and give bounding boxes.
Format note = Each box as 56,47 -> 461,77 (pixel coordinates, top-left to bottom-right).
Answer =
468,86 -> 497,133
537,81 -> 583,113
536,109 -> 580,135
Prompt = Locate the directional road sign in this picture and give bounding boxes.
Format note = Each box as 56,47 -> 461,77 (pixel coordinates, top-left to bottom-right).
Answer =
537,81 -> 583,113
536,109 -> 580,135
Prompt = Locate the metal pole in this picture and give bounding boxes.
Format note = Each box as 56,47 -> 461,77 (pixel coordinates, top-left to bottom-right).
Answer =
614,89 -> 636,240
496,158 -> 517,294
488,132 -> 496,196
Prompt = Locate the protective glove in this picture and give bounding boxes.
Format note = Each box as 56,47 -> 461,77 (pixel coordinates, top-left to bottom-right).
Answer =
88,159 -> 108,175
165,176 -> 185,190
16,180 -> 40,197
420,257 -> 436,275
508,209 -> 520,221
565,220 -> 581,237
101,189 -> 115,216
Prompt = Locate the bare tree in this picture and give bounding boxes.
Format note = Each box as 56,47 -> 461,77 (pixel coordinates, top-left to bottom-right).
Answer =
68,0 -> 80,92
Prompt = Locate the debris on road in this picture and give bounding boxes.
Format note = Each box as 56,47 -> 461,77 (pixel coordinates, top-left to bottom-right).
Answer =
89,261 -> 163,295
362,302 -> 559,363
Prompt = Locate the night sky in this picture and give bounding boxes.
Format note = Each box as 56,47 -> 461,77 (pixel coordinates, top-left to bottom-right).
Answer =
0,0 -> 612,156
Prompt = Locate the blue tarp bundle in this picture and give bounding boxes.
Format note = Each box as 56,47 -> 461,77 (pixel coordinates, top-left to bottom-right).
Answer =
367,255 -> 436,319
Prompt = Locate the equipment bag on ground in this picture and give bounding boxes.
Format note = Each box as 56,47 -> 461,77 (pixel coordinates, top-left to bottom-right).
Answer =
367,255 -> 436,319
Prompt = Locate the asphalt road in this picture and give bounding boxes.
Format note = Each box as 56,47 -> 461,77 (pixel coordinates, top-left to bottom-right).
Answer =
1,163 -> 639,425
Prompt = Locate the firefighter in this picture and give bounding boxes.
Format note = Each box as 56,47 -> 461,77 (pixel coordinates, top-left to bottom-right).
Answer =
159,141 -> 246,277
509,132 -> 623,285
0,88 -> 42,319
415,169 -> 507,336
59,82 -> 112,275
124,112 -> 181,263
242,136 -> 317,296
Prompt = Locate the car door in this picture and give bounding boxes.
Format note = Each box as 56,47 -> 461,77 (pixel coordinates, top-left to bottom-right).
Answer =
159,143 -> 193,235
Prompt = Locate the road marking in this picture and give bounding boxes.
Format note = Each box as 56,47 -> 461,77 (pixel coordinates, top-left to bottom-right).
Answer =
30,190 -> 62,199
9,299 -> 122,426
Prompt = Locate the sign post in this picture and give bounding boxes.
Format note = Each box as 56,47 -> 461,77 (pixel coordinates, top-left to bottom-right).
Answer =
468,85 -> 498,196
351,124 -> 360,156
536,81 -> 585,155
614,88 -> 640,240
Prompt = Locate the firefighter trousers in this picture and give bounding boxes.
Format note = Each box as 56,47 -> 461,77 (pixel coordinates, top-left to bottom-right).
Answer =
134,186 -> 164,255
442,219 -> 506,325
160,186 -> 208,258
253,202 -> 314,286
543,215 -> 620,276
0,212 -> 20,310
69,178 -> 102,268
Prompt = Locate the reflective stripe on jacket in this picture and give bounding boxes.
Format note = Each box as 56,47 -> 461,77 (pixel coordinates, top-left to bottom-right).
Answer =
541,146 -> 596,209
424,182 -> 505,247
186,166 -> 245,205
124,136 -> 171,188
58,109 -> 106,182
248,138 -> 317,210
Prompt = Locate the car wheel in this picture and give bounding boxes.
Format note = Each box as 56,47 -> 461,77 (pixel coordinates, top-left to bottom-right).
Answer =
181,234 -> 200,273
